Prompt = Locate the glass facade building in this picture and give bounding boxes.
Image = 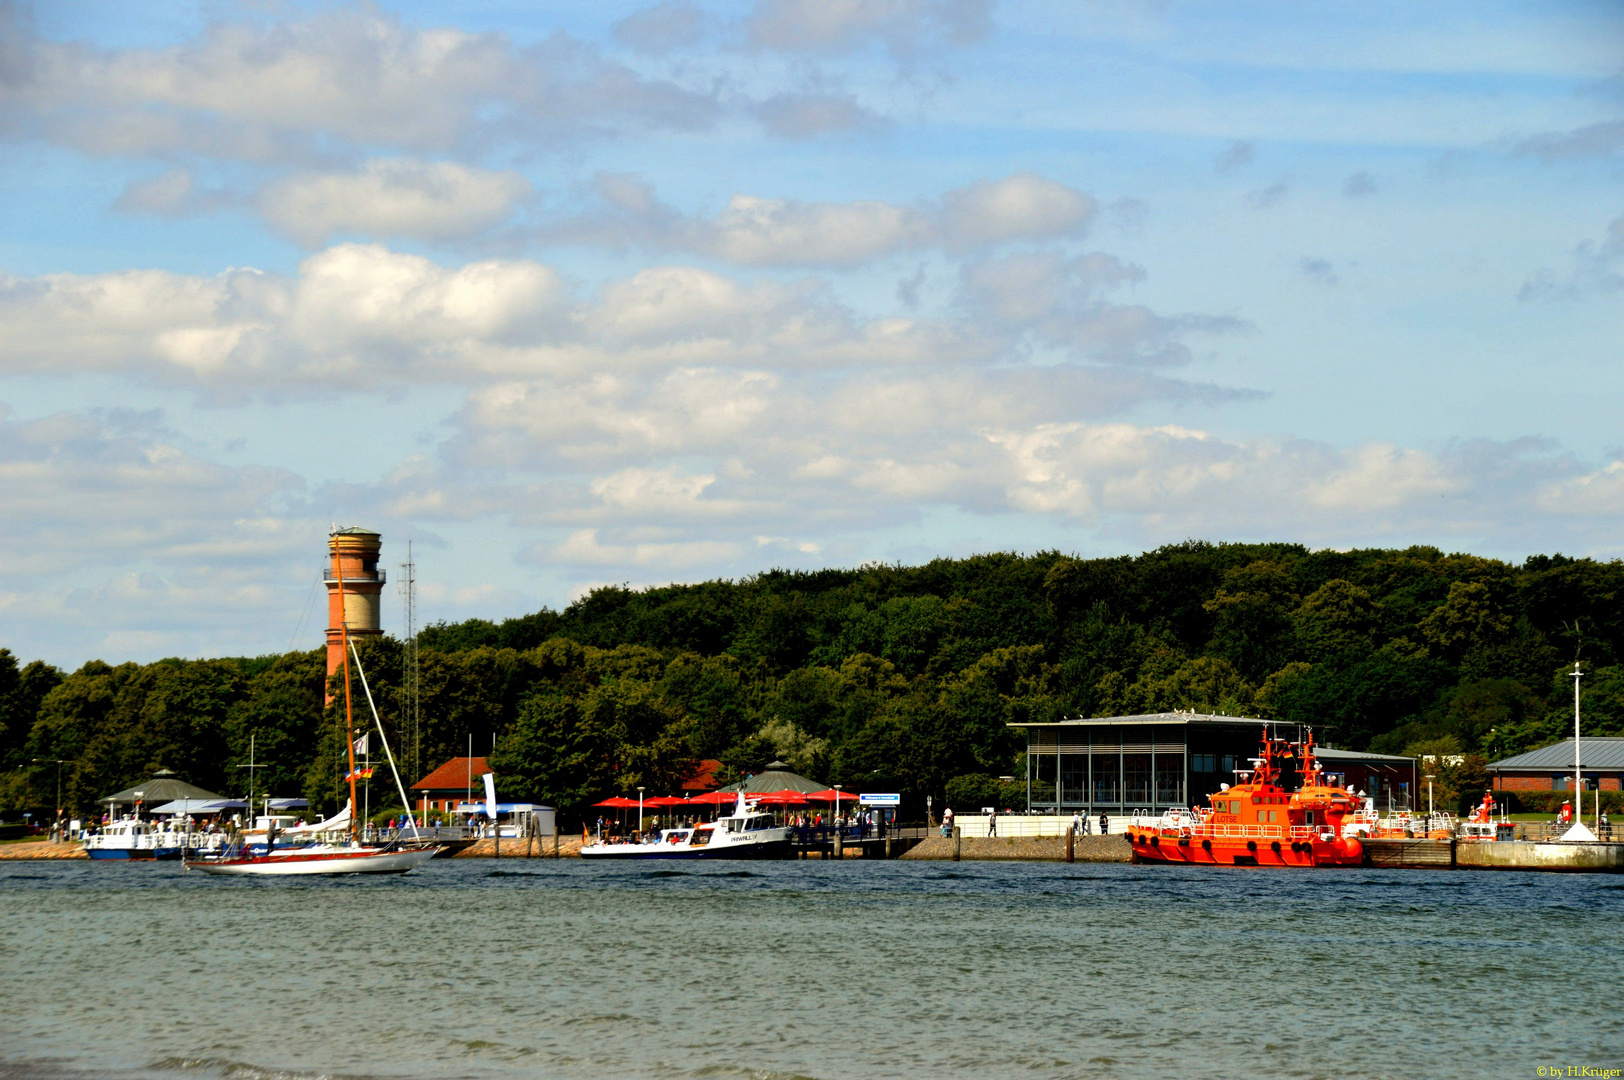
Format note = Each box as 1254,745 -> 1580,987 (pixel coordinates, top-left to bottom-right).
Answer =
1013,713 -> 1418,815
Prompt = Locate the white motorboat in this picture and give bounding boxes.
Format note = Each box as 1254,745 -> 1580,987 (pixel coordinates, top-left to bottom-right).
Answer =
83,816 -> 223,860
581,793 -> 791,860
187,842 -> 437,876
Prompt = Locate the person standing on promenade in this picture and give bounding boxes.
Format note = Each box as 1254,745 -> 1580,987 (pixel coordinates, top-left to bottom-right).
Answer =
1098,811 -> 1109,835
987,808 -> 997,837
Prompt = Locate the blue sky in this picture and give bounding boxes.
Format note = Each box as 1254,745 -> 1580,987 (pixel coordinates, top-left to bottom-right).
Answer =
1,0 -> 1622,667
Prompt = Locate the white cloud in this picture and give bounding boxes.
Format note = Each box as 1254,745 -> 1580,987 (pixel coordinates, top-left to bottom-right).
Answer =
544,171 -> 1094,267
747,0 -> 991,58
936,173 -> 1096,250
614,1 -> 713,54
257,160 -> 532,247
753,92 -> 885,138
0,6 -> 717,165
0,407 -> 321,661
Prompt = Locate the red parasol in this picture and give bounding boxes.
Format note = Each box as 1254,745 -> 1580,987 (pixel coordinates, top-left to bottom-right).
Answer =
806,789 -> 855,803
592,796 -> 639,808
644,795 -> 686,807
753,790 -> 809,806
686,790 -> 738,805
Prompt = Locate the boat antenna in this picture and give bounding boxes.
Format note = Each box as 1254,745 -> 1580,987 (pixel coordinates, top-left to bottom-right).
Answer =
337,538 -> 360,845
349,641 -> 422,842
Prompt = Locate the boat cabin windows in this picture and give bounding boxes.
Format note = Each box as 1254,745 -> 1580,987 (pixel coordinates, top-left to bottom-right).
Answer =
690,827 -> 713,846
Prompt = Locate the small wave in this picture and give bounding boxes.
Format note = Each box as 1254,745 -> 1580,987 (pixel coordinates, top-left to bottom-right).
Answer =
689,1064 -> 824,1080
149,1055 -> 381,1080
709,870 -> 759,878
644,870 -> 690,878
561,1013 -> 637,1027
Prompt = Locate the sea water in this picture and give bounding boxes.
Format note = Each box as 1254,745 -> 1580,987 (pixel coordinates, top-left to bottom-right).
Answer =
0,858 -> 1618,1080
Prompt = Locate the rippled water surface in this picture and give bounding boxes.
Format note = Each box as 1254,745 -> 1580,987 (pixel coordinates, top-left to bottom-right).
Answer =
1,858 -> 1619,1080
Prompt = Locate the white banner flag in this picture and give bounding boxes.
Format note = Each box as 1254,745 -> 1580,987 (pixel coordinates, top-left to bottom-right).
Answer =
482,772 -> 498,820
353,733 -> 369,756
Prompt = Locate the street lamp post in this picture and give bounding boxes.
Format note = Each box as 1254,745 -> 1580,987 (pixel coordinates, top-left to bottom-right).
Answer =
32,758 -> 68,840
637,786 -> 645,838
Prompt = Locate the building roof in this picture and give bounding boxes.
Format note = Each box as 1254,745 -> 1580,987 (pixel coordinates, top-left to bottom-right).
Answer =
681,759 -> 722,791
1314,747 -> 1416,765
100,777 -> 227,804
412,757 -> 490,791
718,766 -> 825,794
1487,738 -> 1624,771
1010,711 -> 1270,728
331,526 -> 380,536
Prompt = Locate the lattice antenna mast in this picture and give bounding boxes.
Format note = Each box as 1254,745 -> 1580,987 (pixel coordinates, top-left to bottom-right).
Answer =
399,540 -> 421,782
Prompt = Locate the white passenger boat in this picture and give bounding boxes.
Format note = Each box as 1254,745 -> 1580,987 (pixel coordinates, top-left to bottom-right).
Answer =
83,816 -> 223,860
581,794 -> 791,860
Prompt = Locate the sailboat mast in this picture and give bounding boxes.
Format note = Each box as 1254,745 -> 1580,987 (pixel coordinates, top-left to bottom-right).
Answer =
338,543 -> 360,844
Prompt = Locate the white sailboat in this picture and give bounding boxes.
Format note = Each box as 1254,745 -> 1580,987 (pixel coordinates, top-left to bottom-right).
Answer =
189,542 -> 438,877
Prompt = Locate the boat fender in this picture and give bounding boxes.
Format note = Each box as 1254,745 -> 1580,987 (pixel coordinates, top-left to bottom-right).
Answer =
1270,841 -> 1281,854
1201,839 -> 1211,851
1290,841 -> 1301,853
1246,840 -> 1257,852
1149,835 -> 1159,848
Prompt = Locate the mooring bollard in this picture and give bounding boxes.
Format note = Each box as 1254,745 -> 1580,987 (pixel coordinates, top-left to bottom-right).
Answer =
1066,826 -> 1074,863
553,830 -> 560,858
952,825 -> 961,862
833,828 -> 843,860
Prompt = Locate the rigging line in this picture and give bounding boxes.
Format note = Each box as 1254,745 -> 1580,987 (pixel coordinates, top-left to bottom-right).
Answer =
288,577 -> 320,652
349,640 -> 422,842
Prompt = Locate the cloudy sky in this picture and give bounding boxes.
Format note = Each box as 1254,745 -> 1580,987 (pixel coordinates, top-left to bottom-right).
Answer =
2,0 -> 1622,667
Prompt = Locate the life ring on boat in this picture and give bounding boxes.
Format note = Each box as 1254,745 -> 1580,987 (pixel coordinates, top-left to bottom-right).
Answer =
1270,840 -> 1282,854
1246,840 -> 1257,852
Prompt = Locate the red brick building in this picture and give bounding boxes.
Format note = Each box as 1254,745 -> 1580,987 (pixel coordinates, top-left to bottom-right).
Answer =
412,756 -> 489,816
1488,738 -> 1624,791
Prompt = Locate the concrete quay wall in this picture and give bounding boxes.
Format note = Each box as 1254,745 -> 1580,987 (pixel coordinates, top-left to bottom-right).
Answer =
901,835 -> 1131,862
1457,840 -> 1624,872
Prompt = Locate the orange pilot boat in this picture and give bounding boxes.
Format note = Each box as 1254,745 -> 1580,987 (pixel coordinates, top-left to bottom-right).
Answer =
1127,728 -> 1364,868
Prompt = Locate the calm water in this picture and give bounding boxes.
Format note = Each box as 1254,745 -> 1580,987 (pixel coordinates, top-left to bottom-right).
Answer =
1,858 -> 1619,1080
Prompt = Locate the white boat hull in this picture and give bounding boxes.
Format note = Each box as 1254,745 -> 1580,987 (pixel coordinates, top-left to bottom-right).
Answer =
187,845 -> 438,876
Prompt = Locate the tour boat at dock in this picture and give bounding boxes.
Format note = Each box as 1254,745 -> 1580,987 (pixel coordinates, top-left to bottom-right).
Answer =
83,816 -> 221,860
1127,728 -> 1365,867
581,793 -> 791,860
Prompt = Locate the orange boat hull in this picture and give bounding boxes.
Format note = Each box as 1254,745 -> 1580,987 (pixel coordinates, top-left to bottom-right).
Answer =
1128,831 -> 1363,868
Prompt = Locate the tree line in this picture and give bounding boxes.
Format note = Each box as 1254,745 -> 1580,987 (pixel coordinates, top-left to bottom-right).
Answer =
4,542 -> 1623,823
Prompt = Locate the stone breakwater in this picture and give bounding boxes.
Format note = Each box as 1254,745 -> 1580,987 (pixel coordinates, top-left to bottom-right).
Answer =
454,835 -> 586,858
901,835 -> 1131,862
0,841 -> 88,860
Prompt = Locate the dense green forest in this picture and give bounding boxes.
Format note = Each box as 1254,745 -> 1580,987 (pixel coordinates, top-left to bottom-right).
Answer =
5,542 -> 1624,823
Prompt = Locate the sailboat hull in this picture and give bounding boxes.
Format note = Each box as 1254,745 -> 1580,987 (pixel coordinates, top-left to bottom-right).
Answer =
187,846 -> 438,876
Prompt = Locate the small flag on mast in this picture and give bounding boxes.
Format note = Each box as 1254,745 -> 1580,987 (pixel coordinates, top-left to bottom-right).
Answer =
353,733 -> 369,756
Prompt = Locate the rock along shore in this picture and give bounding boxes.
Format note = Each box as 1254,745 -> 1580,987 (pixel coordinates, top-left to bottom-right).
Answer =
900,835 -> 1131,862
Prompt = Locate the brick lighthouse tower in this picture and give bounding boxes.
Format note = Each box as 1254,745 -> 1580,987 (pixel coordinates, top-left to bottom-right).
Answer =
325,527 -> 385,701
